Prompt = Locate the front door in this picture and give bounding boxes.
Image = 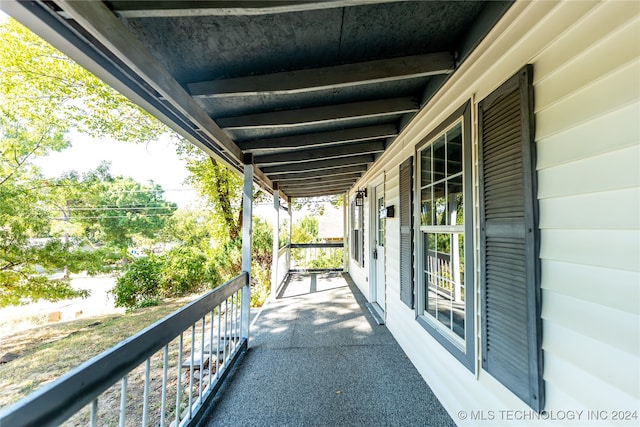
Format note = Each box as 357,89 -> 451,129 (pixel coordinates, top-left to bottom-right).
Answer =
373,182 -> 385,310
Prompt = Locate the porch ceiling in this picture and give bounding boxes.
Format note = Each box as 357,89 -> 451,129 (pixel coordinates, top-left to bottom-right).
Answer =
3,0 -> 512,201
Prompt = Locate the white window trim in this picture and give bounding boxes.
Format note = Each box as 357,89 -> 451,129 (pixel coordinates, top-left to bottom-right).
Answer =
414,101 -> 475,372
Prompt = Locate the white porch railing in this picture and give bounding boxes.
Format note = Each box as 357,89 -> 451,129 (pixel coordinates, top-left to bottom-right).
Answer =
0,272 -> 250,427
289,243 -> 344,272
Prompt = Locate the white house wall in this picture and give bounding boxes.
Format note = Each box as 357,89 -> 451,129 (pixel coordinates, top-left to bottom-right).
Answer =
348,0 -> 640,424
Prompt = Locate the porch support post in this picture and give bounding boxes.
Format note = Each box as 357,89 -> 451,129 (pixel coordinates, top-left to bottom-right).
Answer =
343,191 -> 348,272
271,186 -> 280,300
241,155 -> 253,345
288,200 -> 293,272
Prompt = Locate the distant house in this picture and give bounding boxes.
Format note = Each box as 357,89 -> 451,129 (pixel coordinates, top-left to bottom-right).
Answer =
317,205 -> 343,243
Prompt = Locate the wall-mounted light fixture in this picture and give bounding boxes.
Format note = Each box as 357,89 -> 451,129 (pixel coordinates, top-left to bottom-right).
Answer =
355,188 -> 367,206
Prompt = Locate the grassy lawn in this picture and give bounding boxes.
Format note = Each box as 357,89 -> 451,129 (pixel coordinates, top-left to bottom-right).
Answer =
0,296 -> 197,410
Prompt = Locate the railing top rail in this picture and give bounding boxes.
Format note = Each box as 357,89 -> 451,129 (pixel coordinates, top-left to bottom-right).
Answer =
0,272 -> 249,427
290,243 -> 343,248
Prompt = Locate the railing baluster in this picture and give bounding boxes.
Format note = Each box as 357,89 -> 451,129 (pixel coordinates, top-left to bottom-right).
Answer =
188,324 -> 195,420
90,398 -> 98,427
200,315 -> 205,401
176,333 -> 183,427
233,292 -> 237,351
160,345 -> 168,427
142,358 -> 150,426
228,294 -> 233,354
223,299 -> 229,367
235,292 -> 239,350
236,290 -> 241,348
216,308 -> 221,380
229,294 -> 238,354
208,310 -> 214,387
119,376 -> 127,427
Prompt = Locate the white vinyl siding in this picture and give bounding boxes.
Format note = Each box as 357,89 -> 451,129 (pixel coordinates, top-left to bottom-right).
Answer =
351,1 -> 639,422
534,0 -> 640,411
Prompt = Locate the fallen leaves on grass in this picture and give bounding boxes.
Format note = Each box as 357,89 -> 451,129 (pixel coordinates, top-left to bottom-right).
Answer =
0,296 -> 196,409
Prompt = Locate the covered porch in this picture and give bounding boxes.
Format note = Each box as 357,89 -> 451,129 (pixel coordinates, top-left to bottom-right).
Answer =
0,1 -> 517,425
1,270 -> 454,427
200,272 -> 453,426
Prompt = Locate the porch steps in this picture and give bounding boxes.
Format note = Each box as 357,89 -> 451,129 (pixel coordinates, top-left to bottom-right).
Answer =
181,338 -> 240,370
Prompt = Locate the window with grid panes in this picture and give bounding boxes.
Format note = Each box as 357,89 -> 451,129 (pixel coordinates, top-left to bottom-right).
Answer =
417,102 -> 474,371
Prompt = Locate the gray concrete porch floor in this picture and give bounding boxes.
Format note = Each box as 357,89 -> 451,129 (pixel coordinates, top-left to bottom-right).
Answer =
198,272 -> 454,427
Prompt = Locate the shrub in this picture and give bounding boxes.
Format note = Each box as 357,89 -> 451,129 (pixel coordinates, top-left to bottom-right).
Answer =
160,246 -> 209,297
113,255 -> 163,309
250,261 -> 271,307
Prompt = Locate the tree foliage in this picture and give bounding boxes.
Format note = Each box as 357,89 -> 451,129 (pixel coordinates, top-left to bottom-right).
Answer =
177,142 -> 273,305
113,247 -> 216,310
0,19 -> 173,306
0,19 -> 166,147
291,195 -> 343,216
1,18 -> 277,308
88,176 -> 176,250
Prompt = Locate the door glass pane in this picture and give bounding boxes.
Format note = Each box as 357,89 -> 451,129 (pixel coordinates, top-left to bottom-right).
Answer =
377,195 -> 384,246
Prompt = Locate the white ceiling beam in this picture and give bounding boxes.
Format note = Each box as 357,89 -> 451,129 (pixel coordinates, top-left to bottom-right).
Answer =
278,177 -> 360,190
286,186 -> 351,198
268,166 -> 367,181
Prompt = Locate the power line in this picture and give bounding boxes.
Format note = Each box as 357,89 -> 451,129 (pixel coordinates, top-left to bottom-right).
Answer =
50,213 -> 176,220
47,206 -> 176,211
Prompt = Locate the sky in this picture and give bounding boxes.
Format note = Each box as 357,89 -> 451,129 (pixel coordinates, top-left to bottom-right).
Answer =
2,8 -> 313,220
0,9 -> 196,207
34,133 -> 199,208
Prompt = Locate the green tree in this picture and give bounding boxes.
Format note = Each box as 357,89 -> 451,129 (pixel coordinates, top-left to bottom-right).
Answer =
291,195 -> 343,216
44,163 -> 177,253
85,176 -> 176,250
158,209 -> 212,251
0,19 -> 172,306
292,216 -> 320,244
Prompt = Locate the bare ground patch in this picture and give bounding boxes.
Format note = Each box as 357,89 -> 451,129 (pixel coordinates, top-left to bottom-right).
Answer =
0,296 -> 199,414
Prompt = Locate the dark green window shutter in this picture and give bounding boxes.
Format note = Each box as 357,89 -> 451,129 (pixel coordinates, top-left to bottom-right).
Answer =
478,65 -> 543,411
351,201 -> 357,261
399,156 -> 414,308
